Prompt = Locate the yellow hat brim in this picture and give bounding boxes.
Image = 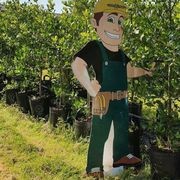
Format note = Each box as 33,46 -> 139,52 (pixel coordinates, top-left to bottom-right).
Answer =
94,8 -> 128,18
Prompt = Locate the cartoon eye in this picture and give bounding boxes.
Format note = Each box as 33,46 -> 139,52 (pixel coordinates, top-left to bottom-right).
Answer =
118,18 -> 124,26
107,17 -> 115,23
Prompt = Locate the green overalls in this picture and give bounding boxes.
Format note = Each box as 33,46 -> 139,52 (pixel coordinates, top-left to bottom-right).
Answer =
86,41 -> 129,173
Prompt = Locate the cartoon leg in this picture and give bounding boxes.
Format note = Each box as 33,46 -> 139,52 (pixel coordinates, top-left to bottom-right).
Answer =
113,110 -> 141,167
86,114 -> 112,173
113,110 -> 129,162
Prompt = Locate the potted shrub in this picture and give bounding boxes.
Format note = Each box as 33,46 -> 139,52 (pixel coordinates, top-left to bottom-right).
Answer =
28,70 -> 50,119
48,80 -> 67,128
0,73 -> 7,100
149,61 -> 180,179
123,1 -> 179,178
12,69 -> 37,113
0,55 -> 18,105
71,95 -> 91,139
3,75 -> 19,105
48,45 -> 75,126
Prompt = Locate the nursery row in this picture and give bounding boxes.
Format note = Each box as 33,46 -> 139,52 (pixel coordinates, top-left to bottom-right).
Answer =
0,72 -> 90,136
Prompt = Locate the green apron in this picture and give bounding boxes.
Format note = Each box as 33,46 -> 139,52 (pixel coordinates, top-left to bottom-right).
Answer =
86,41 -> 129,173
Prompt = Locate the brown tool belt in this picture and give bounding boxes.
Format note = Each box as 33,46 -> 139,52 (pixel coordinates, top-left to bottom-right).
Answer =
92,90 -> 127,117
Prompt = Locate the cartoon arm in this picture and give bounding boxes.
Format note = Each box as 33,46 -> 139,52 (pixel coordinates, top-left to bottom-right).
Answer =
71,57 -> 101,97
127,62 -> 155,78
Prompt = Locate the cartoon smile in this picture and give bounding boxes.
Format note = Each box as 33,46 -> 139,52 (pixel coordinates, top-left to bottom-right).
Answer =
105,31 -> 120,39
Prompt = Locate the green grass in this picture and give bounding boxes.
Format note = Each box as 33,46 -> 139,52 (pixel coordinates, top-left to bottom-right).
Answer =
0,103 -> 86,179
0,102 -> 151,180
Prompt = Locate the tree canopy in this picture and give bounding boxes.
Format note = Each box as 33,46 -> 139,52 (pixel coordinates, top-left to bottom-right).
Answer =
0,0 -> 179,101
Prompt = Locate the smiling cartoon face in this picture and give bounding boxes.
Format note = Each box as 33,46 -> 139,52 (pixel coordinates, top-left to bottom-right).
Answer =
92,13 -> 124,48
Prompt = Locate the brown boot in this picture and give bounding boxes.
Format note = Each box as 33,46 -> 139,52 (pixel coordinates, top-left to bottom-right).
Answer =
113,154 -> 141,167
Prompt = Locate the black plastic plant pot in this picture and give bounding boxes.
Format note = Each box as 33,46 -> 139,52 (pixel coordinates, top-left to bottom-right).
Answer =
74,118 -> 91,139
77,88 -> 87,99
0,83 -> 5,91
129,129 -> 141,159
62,103 -> 72,122
129,102 -> 142,125
128,102 -> 142,160
16,92 -> 31,113
29,96 -> 49,118
149,148 -> 180,179
0,83 -> 5,99
5,89 -> 18,105
49,107 -> 63,127
26,90 -> 37,97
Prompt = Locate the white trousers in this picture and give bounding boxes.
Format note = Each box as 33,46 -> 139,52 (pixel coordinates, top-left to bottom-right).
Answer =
103,122 -> 124,176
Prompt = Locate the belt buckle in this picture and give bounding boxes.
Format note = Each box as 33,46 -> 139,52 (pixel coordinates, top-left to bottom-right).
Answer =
118,90 -> 123,100
117,91 -> 120,100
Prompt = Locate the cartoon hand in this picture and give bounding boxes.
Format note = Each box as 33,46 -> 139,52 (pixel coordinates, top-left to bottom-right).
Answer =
89,78 -> 101,97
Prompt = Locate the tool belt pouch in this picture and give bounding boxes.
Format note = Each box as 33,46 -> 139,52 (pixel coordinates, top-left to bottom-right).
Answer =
92,92 -> 110,116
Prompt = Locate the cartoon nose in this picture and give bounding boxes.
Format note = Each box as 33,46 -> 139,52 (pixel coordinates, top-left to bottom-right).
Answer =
114,25 -> 121,32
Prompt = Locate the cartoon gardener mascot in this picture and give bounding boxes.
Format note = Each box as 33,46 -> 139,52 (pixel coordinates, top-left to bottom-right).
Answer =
72,0 -> 154,178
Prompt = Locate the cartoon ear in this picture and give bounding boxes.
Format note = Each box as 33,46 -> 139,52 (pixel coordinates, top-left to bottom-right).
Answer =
91,18 -> 97,28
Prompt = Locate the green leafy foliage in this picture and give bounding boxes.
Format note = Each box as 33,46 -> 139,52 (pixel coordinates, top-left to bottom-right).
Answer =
49,0 -> 97,98
124,0 -> 179,100
123,0 -> 179,150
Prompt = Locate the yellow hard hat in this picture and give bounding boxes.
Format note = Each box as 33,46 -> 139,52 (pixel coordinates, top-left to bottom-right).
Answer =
94,0 -> 128,18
